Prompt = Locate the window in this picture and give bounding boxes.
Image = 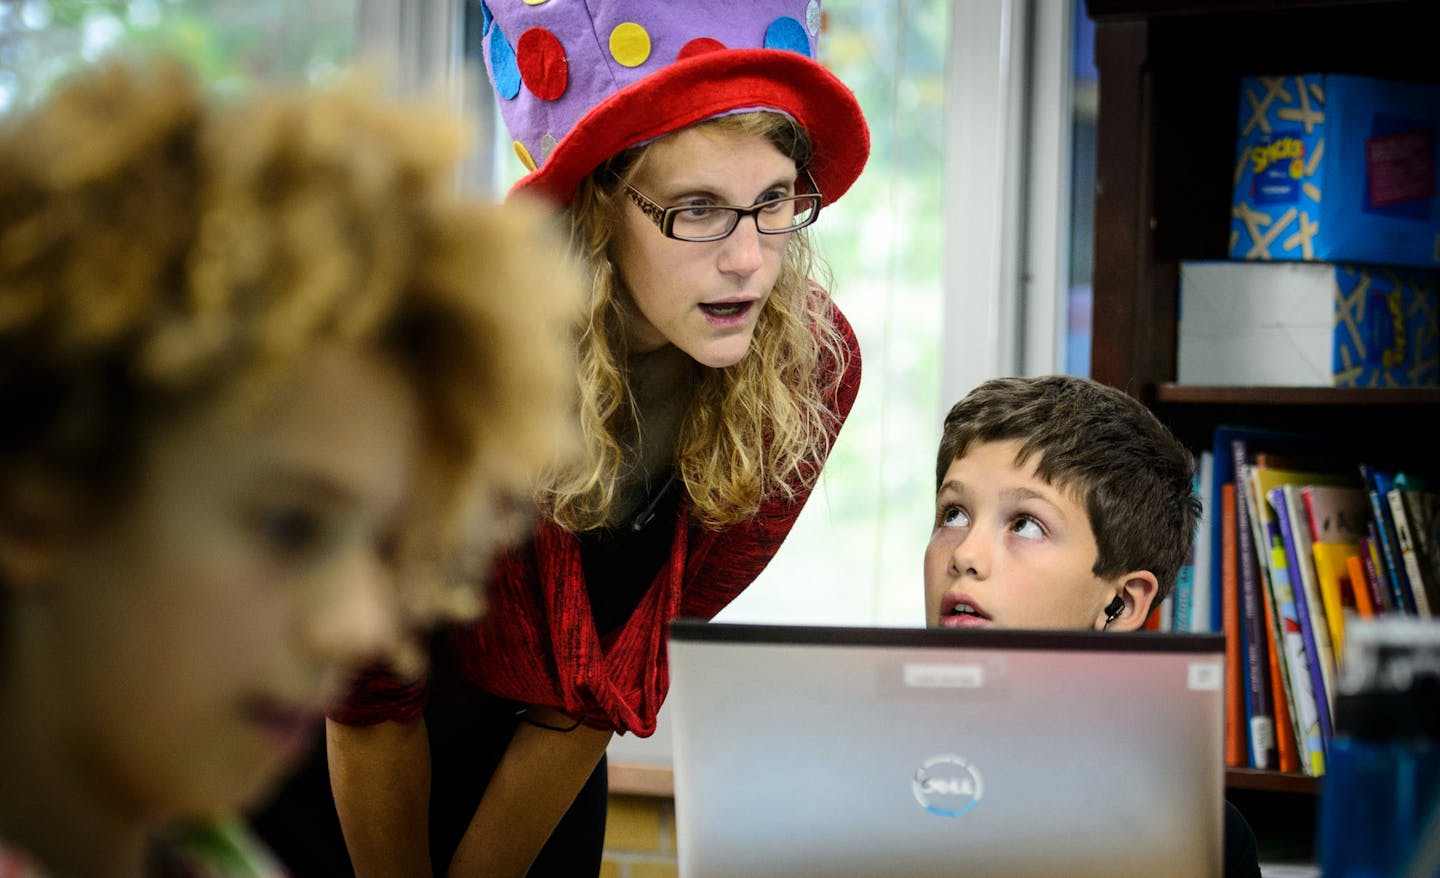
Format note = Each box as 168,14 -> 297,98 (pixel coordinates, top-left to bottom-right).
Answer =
0,0 -> 359,114
717,0 -> 948,628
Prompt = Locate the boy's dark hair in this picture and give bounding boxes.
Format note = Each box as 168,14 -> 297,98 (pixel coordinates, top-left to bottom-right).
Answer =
936,375 -> 1200,604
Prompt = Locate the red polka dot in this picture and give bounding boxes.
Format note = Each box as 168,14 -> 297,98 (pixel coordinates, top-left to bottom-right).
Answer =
517,27 -> 567,102
678,37 -> 726,61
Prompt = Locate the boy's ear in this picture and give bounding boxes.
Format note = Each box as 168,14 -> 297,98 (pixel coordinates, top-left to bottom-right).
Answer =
1099,570 -> 1160,632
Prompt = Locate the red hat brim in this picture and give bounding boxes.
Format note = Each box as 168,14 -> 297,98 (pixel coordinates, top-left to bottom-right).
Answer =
508,48 -> 869,208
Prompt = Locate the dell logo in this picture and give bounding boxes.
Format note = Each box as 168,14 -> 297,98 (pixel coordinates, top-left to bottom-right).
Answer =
912,754 -> 984,817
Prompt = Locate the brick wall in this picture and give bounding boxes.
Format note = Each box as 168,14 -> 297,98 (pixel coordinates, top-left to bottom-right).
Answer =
601,793 -> 678,878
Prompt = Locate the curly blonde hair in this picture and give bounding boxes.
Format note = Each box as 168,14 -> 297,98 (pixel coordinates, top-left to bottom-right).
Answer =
552,111 -> 849,531
0,57 -> 581,622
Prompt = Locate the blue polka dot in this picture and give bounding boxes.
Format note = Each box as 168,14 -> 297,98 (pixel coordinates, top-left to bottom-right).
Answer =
479,1 -> 492,36
490,23 -> 520,100
764,16 -> 811,57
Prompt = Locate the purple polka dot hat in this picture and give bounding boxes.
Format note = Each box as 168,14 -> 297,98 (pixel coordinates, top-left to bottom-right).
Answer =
478,0 -> 869,207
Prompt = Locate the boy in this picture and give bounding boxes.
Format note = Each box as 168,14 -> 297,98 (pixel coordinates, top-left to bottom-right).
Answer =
925,374 -> 1199,632
924,375 -> 1261,878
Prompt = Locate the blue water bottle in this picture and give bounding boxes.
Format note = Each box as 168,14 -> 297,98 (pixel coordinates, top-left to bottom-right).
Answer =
1317,618 -> 1440,877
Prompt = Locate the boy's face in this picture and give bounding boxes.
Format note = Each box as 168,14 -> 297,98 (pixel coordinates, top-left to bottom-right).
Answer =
924,439 -> 1155,631
19,344 -> 415,817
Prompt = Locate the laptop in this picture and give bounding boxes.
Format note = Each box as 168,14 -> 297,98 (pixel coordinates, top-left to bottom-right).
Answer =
667,621 -> 1226,878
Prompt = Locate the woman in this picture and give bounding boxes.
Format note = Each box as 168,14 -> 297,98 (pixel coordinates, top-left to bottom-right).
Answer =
313,2 -> 871,876
0,57 -> 579,877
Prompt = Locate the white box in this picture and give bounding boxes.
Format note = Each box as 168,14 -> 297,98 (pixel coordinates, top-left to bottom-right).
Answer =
1178,262 -> 1333,385
1177,260 -> 1439,387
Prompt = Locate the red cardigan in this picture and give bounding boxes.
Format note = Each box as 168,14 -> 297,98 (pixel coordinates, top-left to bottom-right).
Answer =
334,303 -> 861,737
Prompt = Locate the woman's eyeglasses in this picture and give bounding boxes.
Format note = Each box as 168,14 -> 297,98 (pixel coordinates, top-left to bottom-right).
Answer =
622,171 -> 823,243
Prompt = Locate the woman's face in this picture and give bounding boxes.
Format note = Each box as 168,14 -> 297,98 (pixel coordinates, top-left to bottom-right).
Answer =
21,344 -> 416,817
612,125 -> 799,369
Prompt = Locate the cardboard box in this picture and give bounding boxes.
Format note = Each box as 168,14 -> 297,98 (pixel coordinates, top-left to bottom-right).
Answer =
1230,74 -> 1440,269
1177,261 -> 1439,387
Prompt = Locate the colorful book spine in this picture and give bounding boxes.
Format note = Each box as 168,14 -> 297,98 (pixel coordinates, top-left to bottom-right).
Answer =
1361,465 -> 1415,614
1234,453 -> 1277,771
1191,451 -> 1215,633
1312,542 -> 1358,657
1400,490 -> 1440,609
1272,486 -> 1336,742
1259,504 -> 1327,775
1261,572 -> 1300,774
1344,550 -> 1376,618
1221,483 -> 1246,769
1388,489 -> 1435,617
1362,529 -> 1393,614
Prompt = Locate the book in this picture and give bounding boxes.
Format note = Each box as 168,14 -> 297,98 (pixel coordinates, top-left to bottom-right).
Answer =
1389,487 -> 1438,617
1260,564 -> 1300,774
1250,465 -> 1353,753
1388,488 -> 1431,616
1362,528 -> 1393,614
1170,454 -> 1201,633
1360,464 -> 1416,614
1301,485 -> 1371,544
1207,426 -> 1324,632
1233,454 -> 1276,771
1400,489 -> 1440,605
1300,484 -> 1371,655
1270,479 -> 1359,689
1271,484 -> 1339,739
1221,483 -> 1246,769
1244,471 -> 1327,775
1343,549 -> 1376,618
1191,451 -> 1215,633
1313,541 -> 1361,658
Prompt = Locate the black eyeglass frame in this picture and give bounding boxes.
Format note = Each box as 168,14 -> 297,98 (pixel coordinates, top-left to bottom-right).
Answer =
621,170 -> 824,243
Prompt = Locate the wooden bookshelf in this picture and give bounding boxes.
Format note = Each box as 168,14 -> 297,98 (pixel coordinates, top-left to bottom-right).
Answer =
1084,0 -> 1439,859
1225,768 -> 1320,795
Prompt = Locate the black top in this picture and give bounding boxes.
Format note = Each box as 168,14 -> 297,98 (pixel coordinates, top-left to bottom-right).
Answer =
578,470 -> 681,636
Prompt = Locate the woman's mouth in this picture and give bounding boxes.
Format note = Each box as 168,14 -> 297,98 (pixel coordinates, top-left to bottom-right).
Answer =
698,300 -> 754,323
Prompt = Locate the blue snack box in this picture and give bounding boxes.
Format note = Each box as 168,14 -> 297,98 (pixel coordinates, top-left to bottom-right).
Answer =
1230,74 -> 1440,269
1331,264 -> 1439,387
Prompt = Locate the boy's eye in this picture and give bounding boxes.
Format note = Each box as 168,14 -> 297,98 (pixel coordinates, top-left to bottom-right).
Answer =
1009,514 -> 1045,540
938,505 -> 969,529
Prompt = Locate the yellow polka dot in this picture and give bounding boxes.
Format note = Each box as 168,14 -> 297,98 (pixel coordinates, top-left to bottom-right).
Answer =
609,22 -> 651,67
521,0 -> 549,5
513,140 -> 538,171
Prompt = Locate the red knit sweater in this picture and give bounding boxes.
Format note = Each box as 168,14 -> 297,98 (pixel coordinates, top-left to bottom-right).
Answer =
334,303 -> 861,737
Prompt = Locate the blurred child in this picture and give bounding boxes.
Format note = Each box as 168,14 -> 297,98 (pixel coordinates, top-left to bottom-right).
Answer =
0,57 -> 580,877
923,375 -> 1261,878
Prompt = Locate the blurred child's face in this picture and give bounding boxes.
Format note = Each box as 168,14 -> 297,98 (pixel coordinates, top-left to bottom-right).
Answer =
612,125 -> 795,369
924,439 -> 1145,631
24,345 -> 412,816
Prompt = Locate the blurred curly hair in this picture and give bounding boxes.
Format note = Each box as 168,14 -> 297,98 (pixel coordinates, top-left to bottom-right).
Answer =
0,57 -> 582,622
556,111 -> 849,531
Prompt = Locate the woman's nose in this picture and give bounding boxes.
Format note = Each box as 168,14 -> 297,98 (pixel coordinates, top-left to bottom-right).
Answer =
717,215 -> 765,276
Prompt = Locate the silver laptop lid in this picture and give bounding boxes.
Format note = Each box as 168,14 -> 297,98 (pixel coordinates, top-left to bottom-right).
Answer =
668,622 -> 1226,878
